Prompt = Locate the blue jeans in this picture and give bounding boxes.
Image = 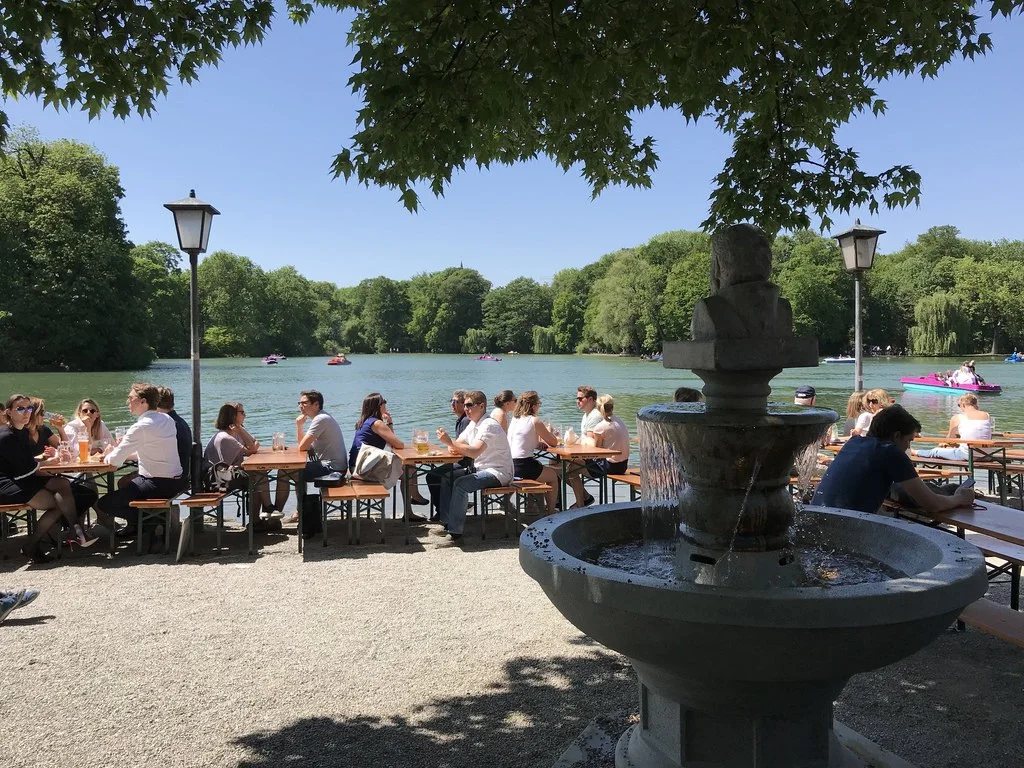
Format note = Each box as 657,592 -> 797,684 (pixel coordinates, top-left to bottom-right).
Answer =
440,467 -> 503,535
916,446 -> 967,461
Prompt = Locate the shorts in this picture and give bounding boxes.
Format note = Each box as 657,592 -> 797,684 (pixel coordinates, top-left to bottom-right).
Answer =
513,457 -> 544,481
584,459 -> 629,478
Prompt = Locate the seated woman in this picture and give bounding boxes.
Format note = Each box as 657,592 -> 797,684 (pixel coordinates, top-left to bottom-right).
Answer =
850,388 -> 888,436
64,399 -> 114,452
204,403 -> 277,519
913,394 -> 992,462
348,393 -> 429,517
586,395 -> 630,477
25,397 -> 60,459
489,390 -> 516,433
506,391 -> 560,515
224,401 -> 260,455
842,390 -> 865,437
812,404 -> 975,515
0,394 -> 97,562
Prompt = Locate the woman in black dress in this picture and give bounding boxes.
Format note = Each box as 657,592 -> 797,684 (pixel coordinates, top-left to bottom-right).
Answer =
0,395 -> 95,562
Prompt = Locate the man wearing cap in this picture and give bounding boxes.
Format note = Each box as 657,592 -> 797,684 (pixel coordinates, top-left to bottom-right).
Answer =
794,385 -> 816,406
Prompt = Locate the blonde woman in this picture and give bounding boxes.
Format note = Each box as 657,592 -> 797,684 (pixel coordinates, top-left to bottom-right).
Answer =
506,391 -> 561,514
64,399 -> 114,452
842,391 -> 865,437
851,389 -> 888,437
913,394 -> 992,462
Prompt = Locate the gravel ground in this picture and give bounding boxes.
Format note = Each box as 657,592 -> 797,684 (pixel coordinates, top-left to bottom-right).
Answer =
2,520 -> 1021,768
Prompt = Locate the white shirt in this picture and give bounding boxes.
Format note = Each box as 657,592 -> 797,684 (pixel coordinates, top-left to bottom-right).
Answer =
64,419 -> 113,451
581,408 -> 602,436
507,415 -> 541,459
106,410 -> 182,479
854,411 -> 874,435
462,416 -> 512,485
593,416 -> 630,463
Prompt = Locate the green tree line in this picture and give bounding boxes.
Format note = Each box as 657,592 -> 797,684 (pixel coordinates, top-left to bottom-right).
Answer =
2,132 -> 1022,372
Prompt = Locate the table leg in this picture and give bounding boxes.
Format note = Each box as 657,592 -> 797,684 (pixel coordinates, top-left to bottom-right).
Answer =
296,468 -> 306,554
247,471 -> 259,556
561,460 -> 568,512
403,463 -> 412,545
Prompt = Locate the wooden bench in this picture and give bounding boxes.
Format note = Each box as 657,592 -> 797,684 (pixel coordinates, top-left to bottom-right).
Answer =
964,533 -> 1023,611
608,473 -> 641,502
959,598 -> 1024,648
322,482 -> 390,545
177,492 -> 230,555
0,504 -> 35,558
321,484 -> 359,545
480,480 -> 552,538
128,497 -> 184,555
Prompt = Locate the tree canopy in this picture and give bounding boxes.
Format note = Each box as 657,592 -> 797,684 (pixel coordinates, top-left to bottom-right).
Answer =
2,2 -> 1023,233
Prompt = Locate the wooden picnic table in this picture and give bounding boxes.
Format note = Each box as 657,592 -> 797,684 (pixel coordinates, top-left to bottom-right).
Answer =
393,444 -> 463,543
930,500 -> 1024,549
536,443 -> 620,507
241,447 -> 307,554
37,458 -> 119,553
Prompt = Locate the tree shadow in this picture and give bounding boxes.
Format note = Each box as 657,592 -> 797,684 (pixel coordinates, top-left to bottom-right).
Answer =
232,650 -> 636,768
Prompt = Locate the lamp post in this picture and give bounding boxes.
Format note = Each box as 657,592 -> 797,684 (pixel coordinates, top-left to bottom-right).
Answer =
833,219 -> 885,392
164,190 -> 220,492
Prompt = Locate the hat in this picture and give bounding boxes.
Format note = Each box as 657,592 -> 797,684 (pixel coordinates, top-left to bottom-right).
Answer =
795,385 -> 816,399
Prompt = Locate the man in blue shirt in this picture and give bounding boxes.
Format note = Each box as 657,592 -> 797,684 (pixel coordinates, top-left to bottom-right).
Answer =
813,405 -> 974,514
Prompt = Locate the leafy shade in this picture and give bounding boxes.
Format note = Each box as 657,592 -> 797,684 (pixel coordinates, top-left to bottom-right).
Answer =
313,0 -> 1021,232
0,1 -> 275,145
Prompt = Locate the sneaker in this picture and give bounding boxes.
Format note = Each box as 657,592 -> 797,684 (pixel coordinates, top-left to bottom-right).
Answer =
258,511 -> 270,521
435,533 -> 464,547
15,588 -> 40,609
0,590 -> 25,624
268,508 -> 285,520
429,527 -> 450,537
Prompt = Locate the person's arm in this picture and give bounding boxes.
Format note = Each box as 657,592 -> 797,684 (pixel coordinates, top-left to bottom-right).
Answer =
945,415 -> 960,440
438,423 -> 486,458
534,418 -> 558,447
370,419 -> 404,449
896,477 -> 975,514
296,413 -> 313,451
104,421 -> 141,468
231,424 -> 258,452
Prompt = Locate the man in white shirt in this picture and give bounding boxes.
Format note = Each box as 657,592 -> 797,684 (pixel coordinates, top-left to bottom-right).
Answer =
564,384 -> 603,507
96,382 -> 184,533
433,390 -> 512,544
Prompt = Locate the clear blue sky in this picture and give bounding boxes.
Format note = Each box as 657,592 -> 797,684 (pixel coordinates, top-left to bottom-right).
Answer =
5,10 -> 1023,287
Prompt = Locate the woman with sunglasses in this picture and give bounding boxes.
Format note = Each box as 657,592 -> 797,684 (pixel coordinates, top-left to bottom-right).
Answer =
205,403 -> 276,519
349,393 -> 430,513
0,394 -> 97,562
64,399 -> 114,452
224,402 -> 260,455
25,397 -> 60,459
851,388 -> 889,437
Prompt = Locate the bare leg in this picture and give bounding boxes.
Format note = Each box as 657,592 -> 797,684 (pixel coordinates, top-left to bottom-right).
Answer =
539,466 -> 560,514
274,471 -> 293,511
402,474 -> 428,503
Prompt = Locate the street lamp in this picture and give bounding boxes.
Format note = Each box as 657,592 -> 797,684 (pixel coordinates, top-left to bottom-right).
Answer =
164,190 -> 220,492
833,219 -> 885,392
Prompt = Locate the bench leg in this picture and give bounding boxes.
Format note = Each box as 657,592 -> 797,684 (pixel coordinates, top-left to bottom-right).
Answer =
1012,564 -> 1020,612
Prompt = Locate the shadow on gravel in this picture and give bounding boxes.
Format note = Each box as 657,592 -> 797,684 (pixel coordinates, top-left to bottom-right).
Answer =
232,651 -> 636,768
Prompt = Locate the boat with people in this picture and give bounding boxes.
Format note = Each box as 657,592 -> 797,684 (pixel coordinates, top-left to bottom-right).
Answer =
261,356 -> 279,365
327,354 -> 351,366
475,354 -> 502,362
1004,352 -> 1024,363
900,374 -> 1001,395
823,356 -> 855,364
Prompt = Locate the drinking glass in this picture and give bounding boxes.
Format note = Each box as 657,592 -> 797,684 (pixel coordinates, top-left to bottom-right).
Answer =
272,432 -> 286,451
58,442 -> 74,464
78,438 -> 90,462
413,429 -> 429,455
115,426 -> 127,442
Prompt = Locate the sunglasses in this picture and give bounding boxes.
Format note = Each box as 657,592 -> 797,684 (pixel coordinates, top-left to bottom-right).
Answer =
81,408 -> 98,414
867,399 -> 879,404
237,408 -> 246,414
297,401 -> 311,407
14,405 -> 34,413
463,401 -> 480,408
450,398 -> 459,404
576,396 -> 586,401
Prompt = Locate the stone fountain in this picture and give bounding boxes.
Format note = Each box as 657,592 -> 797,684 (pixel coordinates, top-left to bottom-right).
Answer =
520,224 -> 986,768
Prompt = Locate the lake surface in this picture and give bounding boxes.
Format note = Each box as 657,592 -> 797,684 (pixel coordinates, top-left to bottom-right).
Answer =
4,355 -> 1021,457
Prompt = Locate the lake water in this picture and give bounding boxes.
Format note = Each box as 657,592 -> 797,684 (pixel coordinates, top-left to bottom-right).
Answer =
4,355 -> 1022,456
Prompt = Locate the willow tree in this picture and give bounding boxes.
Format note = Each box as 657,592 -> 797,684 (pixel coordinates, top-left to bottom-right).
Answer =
907,292 -> 970,356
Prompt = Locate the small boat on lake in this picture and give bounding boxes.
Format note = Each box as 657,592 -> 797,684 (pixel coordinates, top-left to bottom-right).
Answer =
475,354 -> 502,362
823,356 -> 855,364
1004,353 -> 1024,363
327,355 -> 351,366
262,356 -> 279,365
900,374 -> 1001,395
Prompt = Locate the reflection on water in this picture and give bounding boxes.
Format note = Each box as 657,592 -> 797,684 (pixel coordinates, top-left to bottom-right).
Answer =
581,540 -> 905,587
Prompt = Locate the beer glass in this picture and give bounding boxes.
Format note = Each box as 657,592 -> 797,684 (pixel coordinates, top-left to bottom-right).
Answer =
413,429 -> 429,455
78,437 -> 90,462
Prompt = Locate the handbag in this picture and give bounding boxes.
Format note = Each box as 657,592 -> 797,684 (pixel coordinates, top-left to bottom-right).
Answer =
202,458 -> 248,493
353,444 -> 402,488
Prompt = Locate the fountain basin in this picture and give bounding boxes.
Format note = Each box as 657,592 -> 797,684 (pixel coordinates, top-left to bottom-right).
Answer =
520,503 -> 986,683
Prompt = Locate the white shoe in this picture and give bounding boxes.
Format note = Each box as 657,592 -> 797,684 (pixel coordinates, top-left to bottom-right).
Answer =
269,508 -> 285,519
258,511 -> 270,521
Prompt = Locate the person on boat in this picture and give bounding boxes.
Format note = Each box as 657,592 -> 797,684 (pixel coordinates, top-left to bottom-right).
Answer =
794,385 -> 816,406
950,362 -> 975,386
912,394 -> 992,462
434,390 -> 513,544
489,390 -> 516,432
0,395 -> 97,562
506,391 -> 560,515
674,387 -> 703,403
348,392 -> 430,516
843,390 -> 865,437
851,389 -> 888,436
812,404 -> 975,515
967,361 -> 985,384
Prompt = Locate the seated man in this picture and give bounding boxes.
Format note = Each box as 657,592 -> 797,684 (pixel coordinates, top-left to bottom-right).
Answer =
811,404 -> 974,515
97,383 -> 184,534
433,390 -> 512,544
426,389 -> 471,518
564,385 -> 603,508
793,385 -> 815,406
157,386 -> 193,490
278,390 -> 347,522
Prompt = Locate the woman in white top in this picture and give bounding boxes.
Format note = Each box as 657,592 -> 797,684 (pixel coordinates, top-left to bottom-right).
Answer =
506,390 -> 560,514
588,395 -> 630,472
851,388 -> 888,436
913,394 -> 992,461
64,398 -> 115,452
489,390 -> 516,433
